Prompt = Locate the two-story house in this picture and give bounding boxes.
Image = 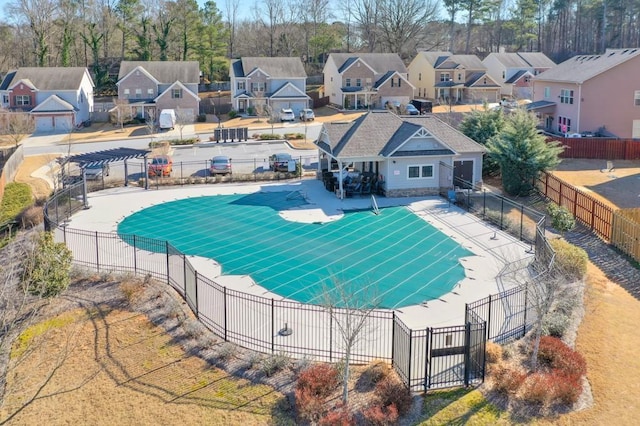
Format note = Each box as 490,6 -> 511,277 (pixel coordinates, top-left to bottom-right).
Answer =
0,67 -> 94,132
408,52 -> 500,105
229,57 -> 310,116
482,51 -> 555,99
116,61 -> 200,122
323,53 -> 414,110
530,48 -> 640,138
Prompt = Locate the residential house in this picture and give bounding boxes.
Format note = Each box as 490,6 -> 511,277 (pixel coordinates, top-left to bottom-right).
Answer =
408,52 -> 500,105
229,57 -> 310,116
323,53 -> 414,110
116,61 -> 200,122
0,67 -> 94,132
482,52 -> 555,99
315,111 -> 485,197
530,48 -> 640,138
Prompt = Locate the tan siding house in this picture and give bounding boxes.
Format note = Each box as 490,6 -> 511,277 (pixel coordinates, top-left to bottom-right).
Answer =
116,61 -> 200,122
408,52 -> 500,105
323,53 -> 414,109
531,49 -> 640,138
483,52 -> 555,99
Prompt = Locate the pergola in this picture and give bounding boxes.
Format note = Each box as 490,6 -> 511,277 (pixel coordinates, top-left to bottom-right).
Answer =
60,147 -> 150,208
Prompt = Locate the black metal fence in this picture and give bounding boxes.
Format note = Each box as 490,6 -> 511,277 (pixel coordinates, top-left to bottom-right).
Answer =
44,181 -> 546,392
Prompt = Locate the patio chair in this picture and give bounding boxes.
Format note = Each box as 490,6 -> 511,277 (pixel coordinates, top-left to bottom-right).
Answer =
600,161 -> 614,173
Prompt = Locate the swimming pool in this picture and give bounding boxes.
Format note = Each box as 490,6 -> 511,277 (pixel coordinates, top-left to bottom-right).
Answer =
117,192 -> 472,309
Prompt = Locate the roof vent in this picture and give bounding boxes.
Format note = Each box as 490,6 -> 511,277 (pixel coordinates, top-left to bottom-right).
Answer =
608,52 -> 616,57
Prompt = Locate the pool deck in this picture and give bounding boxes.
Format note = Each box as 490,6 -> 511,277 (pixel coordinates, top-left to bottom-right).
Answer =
66,178 -> 534,329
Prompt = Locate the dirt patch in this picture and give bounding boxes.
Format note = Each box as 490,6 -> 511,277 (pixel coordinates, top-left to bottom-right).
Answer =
551,159 -> 640,209
14,155 -> 61,200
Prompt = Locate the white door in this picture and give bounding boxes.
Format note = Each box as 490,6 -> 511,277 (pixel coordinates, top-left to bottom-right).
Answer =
54,116 -> 72,131
633,120 -> 640,138
35,116 -> 54,132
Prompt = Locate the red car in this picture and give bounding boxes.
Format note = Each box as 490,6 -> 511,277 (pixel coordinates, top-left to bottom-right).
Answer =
148,155 -> 173,177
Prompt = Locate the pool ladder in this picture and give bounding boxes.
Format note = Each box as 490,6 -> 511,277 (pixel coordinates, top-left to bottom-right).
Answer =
371,195 -> 380,215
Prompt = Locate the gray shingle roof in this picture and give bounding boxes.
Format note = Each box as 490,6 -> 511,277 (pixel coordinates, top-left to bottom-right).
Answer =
416,51 -> 453,66
534,48 -> 640,83
1,67 -> 89,91
118,61 -> 200,83
317,111 -> 485,158
505,70 -> 529,84
235,57 -> 307,78
0,71 -> 16,90
517,52 -> 556,68
436,54 -> 486,70
330,53 -> 407,74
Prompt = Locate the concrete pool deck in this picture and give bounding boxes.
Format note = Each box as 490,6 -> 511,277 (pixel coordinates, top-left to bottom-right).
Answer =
63,178 -> 534,330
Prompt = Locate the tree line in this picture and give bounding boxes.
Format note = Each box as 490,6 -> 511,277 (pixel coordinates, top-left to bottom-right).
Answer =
1,0 -> 640,92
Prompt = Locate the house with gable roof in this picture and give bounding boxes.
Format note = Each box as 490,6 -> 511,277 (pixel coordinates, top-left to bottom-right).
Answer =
0,67 -> 94,132
315,111 -> 485,197
482,51 -> 555,99
229,57 -> 310,116
116,61 -> 200,122
408,52 -> 500,105
323,53 -> 414,110
530,48 -> 640,138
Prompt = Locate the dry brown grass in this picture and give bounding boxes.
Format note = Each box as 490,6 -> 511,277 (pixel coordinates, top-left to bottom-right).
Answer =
0,306 -> 285,425
14,155 -> 58,200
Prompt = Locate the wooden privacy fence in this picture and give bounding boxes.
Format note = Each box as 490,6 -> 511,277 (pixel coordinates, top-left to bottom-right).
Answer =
536,171 -> 614,241
537,171 -> 640,264
612,209 -> 640,263
547,136 -> 640,160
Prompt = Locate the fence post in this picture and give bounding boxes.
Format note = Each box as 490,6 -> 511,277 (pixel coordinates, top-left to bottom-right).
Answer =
464,322 -> 471,386
194,271 -> 199,318
423,327 -> 430,394
390,312 -> 395,367
483,189 -> 486,217
522,285 -> 528,337
500,197 -> 504,230
180,162 -> 184,185
183,254 -> 187,295
165,241 -> 170,285
271,299 -> 275,354
95,231 -> 100,272
133,235 -> 137,274
329,312 -> 333,362
408,329 -> 413,390
487,295 -> 492,341
223,286 -> 228,341
520,205 -> 524,241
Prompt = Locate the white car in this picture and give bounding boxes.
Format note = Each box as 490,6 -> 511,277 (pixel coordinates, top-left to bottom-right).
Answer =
279,108 -> 295,122
299,108 -> 315,121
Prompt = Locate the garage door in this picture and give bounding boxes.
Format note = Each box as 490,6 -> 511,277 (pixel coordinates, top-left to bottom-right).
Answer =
35,116 -> 53,132
54,116 -> 72,131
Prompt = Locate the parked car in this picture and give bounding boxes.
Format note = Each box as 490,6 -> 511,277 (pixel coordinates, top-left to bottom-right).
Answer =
84,163 -> 110,180
269,153 -> 294,172
279,108 -> 295,122
299,108 -> 315,121
148,155 -> 173,177
210,155 -> 232,175
405,104 -> 420,115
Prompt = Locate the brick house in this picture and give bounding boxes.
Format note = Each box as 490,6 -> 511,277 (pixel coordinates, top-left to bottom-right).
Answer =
0,67 -> 94,132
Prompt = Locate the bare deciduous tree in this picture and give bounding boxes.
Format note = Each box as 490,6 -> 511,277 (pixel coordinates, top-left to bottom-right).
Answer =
1,111 -> 35,146
318,278 -> 380,403
174,107 -> 193,140
112,97 -> 132,131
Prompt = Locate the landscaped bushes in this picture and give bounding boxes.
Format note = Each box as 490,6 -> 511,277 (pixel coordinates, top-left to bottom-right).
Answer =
295,363 -> 340,422
490,336 -> 586,408
373,375 -> 413,416
148,138 -> 200,148
549,238 -> 588,280
0,182 -> 33,223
